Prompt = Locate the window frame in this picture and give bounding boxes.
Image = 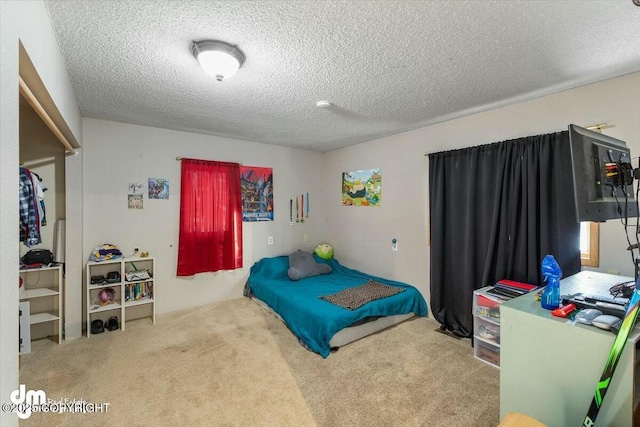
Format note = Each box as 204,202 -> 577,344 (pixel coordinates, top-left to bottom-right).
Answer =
580,222 -> 599,267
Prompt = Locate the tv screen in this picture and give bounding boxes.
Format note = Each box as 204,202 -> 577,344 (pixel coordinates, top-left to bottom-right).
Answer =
568,124 -> 638,222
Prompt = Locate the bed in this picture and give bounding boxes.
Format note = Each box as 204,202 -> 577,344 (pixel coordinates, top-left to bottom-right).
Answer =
244,254 -> 428,357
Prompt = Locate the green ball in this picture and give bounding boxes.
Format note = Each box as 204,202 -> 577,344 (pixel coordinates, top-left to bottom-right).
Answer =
314,243 -> 333,260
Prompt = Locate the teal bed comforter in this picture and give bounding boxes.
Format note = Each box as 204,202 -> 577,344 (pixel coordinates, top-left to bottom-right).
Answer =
245,255 -> 428,358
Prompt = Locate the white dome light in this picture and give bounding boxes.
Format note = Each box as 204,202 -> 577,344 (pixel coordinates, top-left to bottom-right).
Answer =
191,40 -> 245,82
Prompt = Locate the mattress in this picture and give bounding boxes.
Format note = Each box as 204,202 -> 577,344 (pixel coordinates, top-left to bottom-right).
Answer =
252,296 -> 416,348
245,255 -> 428,357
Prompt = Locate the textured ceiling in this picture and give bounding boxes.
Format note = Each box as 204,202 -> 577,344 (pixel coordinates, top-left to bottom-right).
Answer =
45,1 -> 640,152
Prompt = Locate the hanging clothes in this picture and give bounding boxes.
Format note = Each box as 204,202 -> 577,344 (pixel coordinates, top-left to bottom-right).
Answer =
19,167 -> 42,247
29,170 -> 47,226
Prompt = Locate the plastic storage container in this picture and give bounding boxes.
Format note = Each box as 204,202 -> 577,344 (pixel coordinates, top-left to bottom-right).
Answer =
474,339 -> 501,367
473,286 -> 504,368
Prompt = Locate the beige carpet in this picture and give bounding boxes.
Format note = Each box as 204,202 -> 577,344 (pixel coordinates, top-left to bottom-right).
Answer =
19,298 -> 499,427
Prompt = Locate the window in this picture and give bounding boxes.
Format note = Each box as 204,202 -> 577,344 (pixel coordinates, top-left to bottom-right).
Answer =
580,222 -> 599,267
176,159 -> 243,276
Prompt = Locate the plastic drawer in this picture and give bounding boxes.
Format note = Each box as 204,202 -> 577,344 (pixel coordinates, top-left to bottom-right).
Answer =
473,290 -> 502,324
474,339 -> 500,368
474,316 -> 500,345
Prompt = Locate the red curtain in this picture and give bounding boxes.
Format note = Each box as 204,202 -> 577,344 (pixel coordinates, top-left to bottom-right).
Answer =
177,159 -> 243,276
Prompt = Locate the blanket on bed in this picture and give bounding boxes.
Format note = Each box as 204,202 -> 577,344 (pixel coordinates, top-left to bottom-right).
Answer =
320,279 -> 406,310
245,255 -> 428,357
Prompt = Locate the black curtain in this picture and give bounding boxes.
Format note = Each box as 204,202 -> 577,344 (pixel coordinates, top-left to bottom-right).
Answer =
428,131 -> 581,337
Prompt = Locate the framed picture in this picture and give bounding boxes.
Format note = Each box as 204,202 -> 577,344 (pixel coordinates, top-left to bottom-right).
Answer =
240,166 -> 273,221
342,168 -> 381,206
148,178 -> 169,199
128,194 -> 143,209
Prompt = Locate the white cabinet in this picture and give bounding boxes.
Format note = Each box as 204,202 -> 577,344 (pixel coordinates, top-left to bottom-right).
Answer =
19,264 -> 63,345
86,256 -> 155,337
472,286 -> 502,368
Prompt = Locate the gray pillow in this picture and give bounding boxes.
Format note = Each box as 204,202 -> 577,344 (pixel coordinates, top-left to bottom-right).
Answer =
287,250 -> 332,281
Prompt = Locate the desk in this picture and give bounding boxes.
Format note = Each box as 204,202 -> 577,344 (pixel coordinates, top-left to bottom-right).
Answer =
500,271 -> 640,427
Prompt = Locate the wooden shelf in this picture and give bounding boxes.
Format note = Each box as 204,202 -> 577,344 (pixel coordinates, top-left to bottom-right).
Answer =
125,278 -> 154,285
20,287 -> 59,299
20,264 -> 63,272
86,258 -> 123,267
89,301 -> 121,314
89,282 -> 121,289
29,312 -> 59,325
125,298 -> 153,308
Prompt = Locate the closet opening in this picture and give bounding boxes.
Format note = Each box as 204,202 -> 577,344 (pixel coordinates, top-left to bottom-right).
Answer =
18,40 -> 81,350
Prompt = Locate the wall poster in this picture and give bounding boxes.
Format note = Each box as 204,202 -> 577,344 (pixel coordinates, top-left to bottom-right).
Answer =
342,168 -> 381,206
240,166 -> 273,221
128,182 -> 144,209
148,178 -> 169,199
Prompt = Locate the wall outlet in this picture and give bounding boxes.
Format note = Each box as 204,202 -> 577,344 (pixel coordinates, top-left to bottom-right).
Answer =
134,247 -> 139,253
303,234 -> 308,242
268,236 -> 274,245
391,238 -> 398,252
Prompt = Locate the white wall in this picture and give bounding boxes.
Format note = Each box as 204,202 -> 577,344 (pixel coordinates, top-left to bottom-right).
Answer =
82,119 -> 326,315
0,1 -> 82,425
0,4 -> 20,426
324,72 -> 640,305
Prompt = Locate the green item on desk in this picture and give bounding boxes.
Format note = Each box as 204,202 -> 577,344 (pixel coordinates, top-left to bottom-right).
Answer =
582,276 -> 640,426
568,309 -> 579,321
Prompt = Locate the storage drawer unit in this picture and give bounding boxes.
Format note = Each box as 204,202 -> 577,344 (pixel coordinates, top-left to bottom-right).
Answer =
472,286 -> 504,368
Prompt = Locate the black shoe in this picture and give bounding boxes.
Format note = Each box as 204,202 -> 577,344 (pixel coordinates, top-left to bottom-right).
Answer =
91,319 -> 104,334
106,316 -> 119,331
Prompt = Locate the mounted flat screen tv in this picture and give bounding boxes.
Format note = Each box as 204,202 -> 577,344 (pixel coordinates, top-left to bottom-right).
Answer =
568,124 -> 638,222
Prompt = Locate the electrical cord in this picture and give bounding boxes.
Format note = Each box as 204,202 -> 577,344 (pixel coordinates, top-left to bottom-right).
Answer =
609,280 -> 635,298
612,187 -> 636,266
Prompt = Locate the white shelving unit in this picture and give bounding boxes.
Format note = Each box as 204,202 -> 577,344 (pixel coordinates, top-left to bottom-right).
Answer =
19,264 -> 63,345
472,286 -> 503,368
86,256 -> 155,337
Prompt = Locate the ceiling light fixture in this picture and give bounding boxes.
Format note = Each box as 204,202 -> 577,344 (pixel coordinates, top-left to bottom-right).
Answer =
191,40 -> 246,82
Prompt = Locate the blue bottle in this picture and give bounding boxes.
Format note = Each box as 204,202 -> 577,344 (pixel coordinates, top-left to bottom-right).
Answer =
541,254 -> 562,310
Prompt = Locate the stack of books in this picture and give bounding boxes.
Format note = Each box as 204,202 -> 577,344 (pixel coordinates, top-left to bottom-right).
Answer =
487,279 -> 539,300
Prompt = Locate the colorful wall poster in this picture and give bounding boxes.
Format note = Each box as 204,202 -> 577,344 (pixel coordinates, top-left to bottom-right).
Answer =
128,183 -> 144,209
148,178 -> 169,199
128,194 -> 143,209
240,166 -> 273,221
342,168 -> 381,206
